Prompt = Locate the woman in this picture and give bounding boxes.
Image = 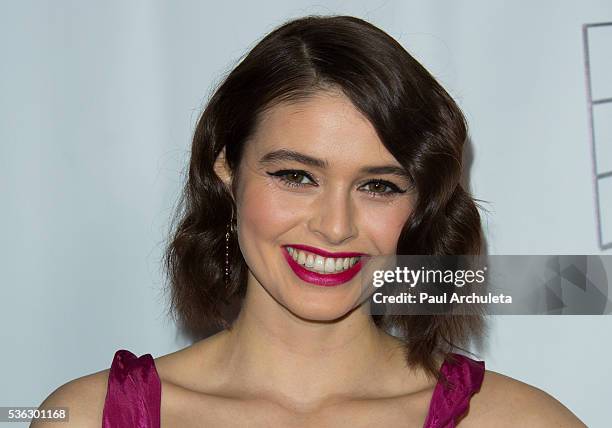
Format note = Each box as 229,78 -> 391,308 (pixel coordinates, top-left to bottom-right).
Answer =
35,15 -> 585,427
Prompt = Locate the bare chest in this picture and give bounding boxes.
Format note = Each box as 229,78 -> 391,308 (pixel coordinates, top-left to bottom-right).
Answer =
161,385 -> 433,428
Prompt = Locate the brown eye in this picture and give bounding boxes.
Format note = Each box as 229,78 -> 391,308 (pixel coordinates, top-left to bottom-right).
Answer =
285,172 -> 309,184
364,181 -> 393,194
265,170 -> 317,187
360,179 -> 406,197
369,182 -> 389,193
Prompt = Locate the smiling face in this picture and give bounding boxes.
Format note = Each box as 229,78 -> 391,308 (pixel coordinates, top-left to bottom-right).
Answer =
217,90 -> 416,321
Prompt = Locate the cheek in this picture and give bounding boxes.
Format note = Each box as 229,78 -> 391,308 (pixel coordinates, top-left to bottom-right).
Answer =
359,200 -> 413,252
235,178 -> 304,243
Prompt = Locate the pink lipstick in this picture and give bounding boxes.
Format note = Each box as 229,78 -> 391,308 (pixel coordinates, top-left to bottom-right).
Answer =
282,244 -> 368,287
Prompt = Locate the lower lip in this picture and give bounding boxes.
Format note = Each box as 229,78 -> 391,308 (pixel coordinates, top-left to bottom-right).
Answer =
282,247 -> 365,287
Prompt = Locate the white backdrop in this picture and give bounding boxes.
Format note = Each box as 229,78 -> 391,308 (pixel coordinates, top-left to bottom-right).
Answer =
1,1 -> 611,427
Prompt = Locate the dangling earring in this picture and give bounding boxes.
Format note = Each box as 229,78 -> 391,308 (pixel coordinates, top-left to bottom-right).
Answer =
224,211 -> 236,285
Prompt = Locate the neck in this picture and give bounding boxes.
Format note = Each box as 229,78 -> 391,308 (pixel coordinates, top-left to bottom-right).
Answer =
210,278 -> 406,411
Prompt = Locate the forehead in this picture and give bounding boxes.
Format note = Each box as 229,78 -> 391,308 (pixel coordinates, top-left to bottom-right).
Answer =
246,92 -> 399,166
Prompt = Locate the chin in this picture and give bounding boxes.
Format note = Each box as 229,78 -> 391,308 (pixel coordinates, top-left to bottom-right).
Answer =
289,305 -> 356,323
281,291 -> 365,322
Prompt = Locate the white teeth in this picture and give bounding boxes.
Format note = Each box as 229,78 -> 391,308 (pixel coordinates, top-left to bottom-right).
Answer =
286,247 -> 361,275
305,254 -> 314,267
314,255 -> 325,272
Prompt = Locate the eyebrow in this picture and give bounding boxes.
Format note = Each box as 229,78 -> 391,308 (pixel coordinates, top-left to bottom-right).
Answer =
259,149 -> 412,180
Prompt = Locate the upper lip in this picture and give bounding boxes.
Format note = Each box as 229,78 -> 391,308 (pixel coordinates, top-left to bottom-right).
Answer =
284,244 -> 367,258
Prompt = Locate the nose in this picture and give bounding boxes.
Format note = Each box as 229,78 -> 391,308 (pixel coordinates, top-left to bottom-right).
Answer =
307,186 -> 358,245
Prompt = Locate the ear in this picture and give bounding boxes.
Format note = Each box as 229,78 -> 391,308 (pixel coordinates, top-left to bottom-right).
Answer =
213,146 -> 233,192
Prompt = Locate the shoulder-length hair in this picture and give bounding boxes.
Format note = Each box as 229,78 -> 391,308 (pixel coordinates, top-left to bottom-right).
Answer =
164,15 -> 484,378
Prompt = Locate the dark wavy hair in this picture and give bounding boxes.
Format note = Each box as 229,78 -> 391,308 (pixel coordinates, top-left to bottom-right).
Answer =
164,15 -> 484,378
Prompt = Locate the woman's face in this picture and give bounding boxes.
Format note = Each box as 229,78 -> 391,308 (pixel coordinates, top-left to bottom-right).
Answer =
224,91 -> 415,321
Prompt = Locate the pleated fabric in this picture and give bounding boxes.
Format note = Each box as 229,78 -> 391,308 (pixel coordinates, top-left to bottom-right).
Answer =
423,353 -> 485,428
102,350 -> 161,428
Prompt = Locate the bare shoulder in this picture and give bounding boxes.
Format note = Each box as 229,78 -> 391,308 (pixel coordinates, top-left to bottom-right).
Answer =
460,369 -> 586,427
31,369 -> 109,428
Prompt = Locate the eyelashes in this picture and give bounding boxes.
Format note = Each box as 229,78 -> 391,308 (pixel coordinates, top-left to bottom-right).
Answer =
266,170 -> 315,187
265,169 -> 408,198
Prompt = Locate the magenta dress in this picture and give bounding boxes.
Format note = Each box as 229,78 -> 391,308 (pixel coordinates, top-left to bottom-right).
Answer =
102,349 -> 484,428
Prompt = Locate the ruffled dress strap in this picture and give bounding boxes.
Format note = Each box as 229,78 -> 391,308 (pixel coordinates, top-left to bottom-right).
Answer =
423,353 -> 485,428
102,349 -> 161,428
